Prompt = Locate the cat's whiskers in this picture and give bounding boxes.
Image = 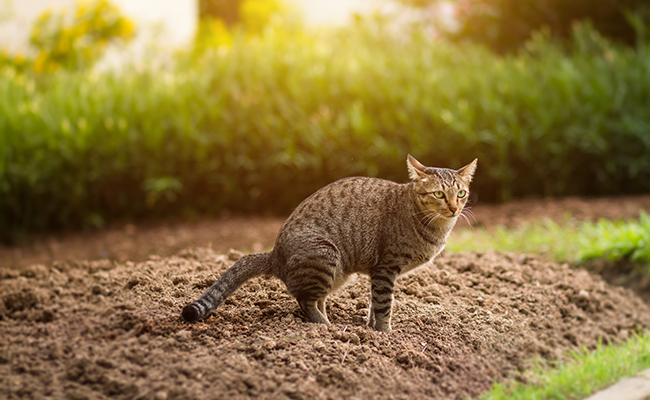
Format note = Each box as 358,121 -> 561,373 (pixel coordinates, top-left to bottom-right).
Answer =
414,208 -> 458,229
413,209 -> 429,218
458,211 -> 473,230
413,209 -> 433,227
413,209 -> 436,225
424,210 -> 443,229
460,207 -> 477,229
463,207 -> 477,222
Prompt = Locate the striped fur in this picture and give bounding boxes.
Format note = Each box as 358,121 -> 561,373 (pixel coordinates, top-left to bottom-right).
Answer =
182,155 -> 477,332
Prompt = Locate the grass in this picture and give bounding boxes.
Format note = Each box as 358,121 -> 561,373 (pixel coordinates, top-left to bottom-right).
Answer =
576,212 -> 650,268
454,213 -> 650,399
449,217 -> 583,262
478,332 -> 650,400
449,211 -> 650,267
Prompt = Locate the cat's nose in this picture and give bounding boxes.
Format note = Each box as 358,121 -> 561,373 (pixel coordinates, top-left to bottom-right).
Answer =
449,206 -> 458,215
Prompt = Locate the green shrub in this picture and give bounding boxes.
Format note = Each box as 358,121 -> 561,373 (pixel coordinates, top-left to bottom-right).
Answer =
2,18 -> 650,241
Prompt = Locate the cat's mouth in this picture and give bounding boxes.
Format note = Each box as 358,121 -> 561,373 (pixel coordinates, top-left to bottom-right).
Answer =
446,210 -> 460,218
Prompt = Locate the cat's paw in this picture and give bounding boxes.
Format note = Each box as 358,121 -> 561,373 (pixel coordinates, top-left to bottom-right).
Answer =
373,321 -> 392,332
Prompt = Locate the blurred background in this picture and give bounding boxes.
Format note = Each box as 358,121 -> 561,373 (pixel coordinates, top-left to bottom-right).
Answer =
1,0 -> 650,243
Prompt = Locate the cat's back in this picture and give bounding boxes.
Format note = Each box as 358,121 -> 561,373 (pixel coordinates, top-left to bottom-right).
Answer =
275,176 -> 407,245
288,176 -> 403,222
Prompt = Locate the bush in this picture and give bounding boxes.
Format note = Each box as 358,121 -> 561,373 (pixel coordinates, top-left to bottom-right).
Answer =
1,18 -> 650,241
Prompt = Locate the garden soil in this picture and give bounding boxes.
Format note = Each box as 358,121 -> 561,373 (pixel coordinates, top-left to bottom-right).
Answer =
2,195 -> 650,399
2,249 -> 650,400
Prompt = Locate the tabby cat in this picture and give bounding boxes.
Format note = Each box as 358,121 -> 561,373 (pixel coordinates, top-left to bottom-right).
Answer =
182,155 -> 477,332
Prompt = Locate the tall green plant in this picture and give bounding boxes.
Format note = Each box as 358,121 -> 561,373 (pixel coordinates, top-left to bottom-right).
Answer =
2,18 -> 650,241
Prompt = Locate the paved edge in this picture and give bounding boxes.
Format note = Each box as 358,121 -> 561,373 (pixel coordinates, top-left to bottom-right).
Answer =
585,369 -> 650,400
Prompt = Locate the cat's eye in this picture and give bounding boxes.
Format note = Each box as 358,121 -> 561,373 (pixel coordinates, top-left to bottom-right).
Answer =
432,191 -> 445,199
457,190 -> 467,198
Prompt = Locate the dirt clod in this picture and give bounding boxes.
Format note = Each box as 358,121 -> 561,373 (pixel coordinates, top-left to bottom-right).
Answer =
3,289 -> 39,312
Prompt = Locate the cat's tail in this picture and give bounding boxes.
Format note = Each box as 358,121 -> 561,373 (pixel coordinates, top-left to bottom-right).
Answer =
181,251 -> 274,322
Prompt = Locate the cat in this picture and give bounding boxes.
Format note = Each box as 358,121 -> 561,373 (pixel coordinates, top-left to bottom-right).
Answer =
182,155 -> 477,332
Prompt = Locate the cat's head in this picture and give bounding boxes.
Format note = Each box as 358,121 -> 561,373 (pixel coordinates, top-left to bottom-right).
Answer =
407,155 -> 477,221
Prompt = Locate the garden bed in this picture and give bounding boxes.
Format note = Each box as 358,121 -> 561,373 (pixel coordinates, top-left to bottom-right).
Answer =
1,248 -> 648,399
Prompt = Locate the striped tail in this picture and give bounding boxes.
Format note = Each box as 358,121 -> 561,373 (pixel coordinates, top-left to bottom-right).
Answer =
181,251 -> 273,322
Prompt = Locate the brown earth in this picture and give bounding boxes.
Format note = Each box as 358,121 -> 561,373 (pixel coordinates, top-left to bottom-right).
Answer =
1,195 -> 650,400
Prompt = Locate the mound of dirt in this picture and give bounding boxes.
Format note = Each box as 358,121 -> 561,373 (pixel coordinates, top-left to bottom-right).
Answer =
1,249 -> 649,399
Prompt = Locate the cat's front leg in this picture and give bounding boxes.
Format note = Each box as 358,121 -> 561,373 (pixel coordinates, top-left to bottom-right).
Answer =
368,269 -> 398,332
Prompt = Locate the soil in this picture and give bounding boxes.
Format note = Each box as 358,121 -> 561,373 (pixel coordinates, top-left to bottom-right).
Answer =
1,194 -> 650,400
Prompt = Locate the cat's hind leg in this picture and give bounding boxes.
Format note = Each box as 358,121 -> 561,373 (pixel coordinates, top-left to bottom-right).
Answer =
283,240 -> 340,325
298,297 -> 330,324
317,297 -> 327,316
297,290 -> 329,324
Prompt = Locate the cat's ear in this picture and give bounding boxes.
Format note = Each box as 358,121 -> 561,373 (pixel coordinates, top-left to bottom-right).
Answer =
407,154 -> 429,181
456,158 -> 478,182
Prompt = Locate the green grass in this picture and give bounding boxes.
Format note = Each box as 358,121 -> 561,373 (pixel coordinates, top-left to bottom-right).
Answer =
449,217 -> 583,262
478,332 -> 650,400
576,212 -> 650,267
449,211 -> 650,267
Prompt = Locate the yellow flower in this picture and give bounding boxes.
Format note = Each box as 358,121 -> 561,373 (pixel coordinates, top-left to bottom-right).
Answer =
29,0 -> 137,71
116,19 -> 135,39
